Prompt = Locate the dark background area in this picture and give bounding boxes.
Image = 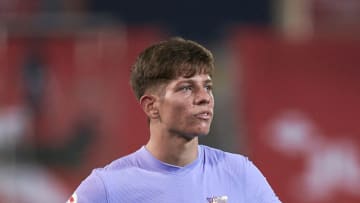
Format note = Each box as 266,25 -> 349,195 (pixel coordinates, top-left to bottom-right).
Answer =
87,0 -> 271,41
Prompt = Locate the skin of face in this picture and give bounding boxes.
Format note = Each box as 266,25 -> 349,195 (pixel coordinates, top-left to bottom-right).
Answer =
157,73 -> 214,139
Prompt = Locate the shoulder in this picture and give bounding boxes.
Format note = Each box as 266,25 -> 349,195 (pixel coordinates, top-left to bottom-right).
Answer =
70,149 -> 143,202
200,145 -> 249,166
71,169 -> 108,203
200,145 -> 272,178
200,146 -> 281,202
102,149 -> 141,171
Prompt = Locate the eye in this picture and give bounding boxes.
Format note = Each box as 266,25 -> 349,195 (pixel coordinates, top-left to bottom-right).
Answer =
205,84 -> 213,91
180,86 -> 193,91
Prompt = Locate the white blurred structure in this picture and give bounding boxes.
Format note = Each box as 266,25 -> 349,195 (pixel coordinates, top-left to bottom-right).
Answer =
0,106 -> 68,203
265,110 -> 360,201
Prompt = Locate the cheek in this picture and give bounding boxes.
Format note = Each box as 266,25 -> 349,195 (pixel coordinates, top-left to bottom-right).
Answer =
172,103 -> 193,123
162,100 -> 188,119
172,103 -> 190,117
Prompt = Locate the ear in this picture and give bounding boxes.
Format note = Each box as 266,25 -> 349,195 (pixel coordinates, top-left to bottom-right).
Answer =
139,94 -> 160,119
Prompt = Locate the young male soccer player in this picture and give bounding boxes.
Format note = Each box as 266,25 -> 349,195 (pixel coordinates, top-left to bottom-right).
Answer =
67,37 -> 281,203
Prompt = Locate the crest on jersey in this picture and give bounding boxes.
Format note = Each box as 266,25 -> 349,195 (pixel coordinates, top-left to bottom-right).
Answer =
206,195 -> 228,203
67,193 -> 78,203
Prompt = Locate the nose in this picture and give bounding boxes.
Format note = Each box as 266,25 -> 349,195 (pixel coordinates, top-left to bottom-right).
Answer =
194,88 -> 213,105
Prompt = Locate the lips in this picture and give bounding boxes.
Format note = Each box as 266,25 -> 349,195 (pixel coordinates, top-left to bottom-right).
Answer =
194,111 -> 213,120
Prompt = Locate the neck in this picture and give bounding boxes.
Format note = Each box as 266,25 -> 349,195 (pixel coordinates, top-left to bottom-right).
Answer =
145,125 -> 199,167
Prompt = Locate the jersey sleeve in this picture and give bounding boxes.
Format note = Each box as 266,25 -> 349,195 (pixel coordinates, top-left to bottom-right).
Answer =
244,158 -> 282,203
67,170 -> 108,203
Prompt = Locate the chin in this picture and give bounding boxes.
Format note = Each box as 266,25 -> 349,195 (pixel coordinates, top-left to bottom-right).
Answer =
174,129 -> 209,140
170,125 -> 211,139
190,128 -> 210,137
179,132 -> 207,141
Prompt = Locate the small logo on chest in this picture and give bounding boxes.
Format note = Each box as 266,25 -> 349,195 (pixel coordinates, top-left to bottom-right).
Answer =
206,195 -> 228,203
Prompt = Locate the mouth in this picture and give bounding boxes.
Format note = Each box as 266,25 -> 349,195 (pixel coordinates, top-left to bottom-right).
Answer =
194,111 -> 213,120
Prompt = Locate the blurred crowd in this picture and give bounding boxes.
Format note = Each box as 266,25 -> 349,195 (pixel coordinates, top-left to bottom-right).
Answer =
1,0 -> 360,202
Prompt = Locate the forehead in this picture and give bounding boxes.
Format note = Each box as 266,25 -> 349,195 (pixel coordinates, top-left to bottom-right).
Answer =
170,74 -> 212,84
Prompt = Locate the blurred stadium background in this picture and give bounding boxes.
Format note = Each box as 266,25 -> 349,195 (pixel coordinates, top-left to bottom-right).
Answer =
0,0 -> 360,202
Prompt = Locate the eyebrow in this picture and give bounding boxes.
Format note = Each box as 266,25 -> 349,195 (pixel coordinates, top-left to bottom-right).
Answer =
176,78 -> 213,84
203,79 -> 213,84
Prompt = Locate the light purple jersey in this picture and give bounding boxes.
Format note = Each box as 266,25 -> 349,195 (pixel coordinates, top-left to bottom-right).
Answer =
68,145 -> 281,203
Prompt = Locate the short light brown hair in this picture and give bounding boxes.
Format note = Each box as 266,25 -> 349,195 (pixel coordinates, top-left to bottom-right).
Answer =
130,37 -> 215,100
